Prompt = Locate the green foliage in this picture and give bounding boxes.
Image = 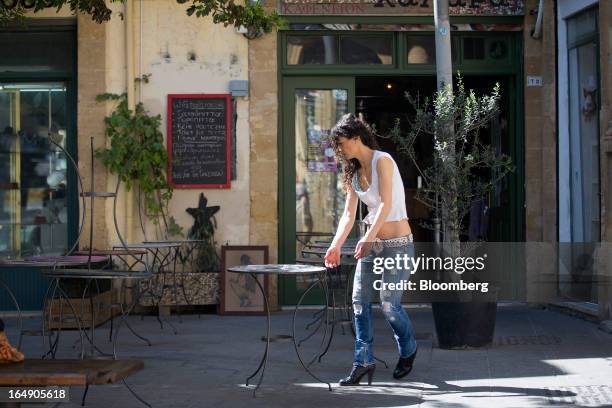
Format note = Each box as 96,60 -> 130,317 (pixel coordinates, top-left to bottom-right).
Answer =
0,0 -> 120,25
134,73 -> 151,84
180,0 -> 286,33
0,3 -> 26,26
95,93 -> 182,239
387,76 -> 514,242
0,0 -> 284,32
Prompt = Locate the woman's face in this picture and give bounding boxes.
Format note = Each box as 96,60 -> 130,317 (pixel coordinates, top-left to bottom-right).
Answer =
336,136 -> 359,160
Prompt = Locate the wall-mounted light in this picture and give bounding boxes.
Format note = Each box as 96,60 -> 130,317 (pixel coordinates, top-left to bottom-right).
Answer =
386,83 -> 393,90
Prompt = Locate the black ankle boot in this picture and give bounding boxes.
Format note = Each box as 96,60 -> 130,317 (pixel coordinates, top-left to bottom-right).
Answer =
339,364 -> 376,386
393,347 -> 417,379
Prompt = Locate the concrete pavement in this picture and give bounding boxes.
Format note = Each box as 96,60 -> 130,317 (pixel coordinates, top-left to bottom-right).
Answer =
3,304 -> 612,408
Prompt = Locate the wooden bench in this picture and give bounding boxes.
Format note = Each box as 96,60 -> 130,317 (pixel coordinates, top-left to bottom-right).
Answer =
0,359 -> 145,407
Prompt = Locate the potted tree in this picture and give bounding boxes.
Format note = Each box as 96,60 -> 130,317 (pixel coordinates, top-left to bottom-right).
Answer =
387,76 -> 514,348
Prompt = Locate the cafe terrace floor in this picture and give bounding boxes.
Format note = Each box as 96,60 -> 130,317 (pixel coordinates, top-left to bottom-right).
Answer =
4,303 -> 612,408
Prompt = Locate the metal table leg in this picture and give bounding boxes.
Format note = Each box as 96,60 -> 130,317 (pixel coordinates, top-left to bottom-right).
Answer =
293,273 -> 332,391
113,277 -> 153,359
46,278 -> 86,359
0,278 -> 23,350
244,272 -> 270,397
317,267 -> 339,363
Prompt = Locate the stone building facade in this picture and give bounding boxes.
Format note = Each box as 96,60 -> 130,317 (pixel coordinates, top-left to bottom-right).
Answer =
1,0 -> 610,317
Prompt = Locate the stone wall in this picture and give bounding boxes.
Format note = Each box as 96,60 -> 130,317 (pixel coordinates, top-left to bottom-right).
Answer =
248,9 -> 280,310
77,13 -> 109,250
523,0 -> 557,243
75,2 -> 251,262
136,0 -> 251,249
522,0 -> 557,302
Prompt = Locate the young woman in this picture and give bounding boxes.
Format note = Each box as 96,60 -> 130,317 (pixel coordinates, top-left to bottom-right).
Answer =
324,113 -> 418,386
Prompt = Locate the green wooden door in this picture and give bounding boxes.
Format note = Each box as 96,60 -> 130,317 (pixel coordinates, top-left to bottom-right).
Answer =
279,77 -> 355,305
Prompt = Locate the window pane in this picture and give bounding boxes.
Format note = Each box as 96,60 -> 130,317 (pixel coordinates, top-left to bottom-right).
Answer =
406,36 -> 436,64
340,36 -> 392,64
406,35 -> 457,64
0,31 -> 74,73
567,7 -> 598,44
0,83 -> 69,258
464,37 -> 485,60
287,36 -> 338,65
294,88 -> 347,272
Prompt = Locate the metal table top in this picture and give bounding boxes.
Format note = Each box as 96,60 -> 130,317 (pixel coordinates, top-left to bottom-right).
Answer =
1,255 -> 109,267
123,242 -> 182,249
227,264 -> 325,275
74,249 -> 148,256
41,268 -> 153,280
143,240 -> 204,245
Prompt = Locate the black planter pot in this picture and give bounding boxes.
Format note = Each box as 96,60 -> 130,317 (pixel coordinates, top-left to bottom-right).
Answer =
432,300 -> 497,349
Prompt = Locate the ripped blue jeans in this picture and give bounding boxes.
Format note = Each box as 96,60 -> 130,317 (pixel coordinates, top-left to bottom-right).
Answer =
352,235 -> 417,367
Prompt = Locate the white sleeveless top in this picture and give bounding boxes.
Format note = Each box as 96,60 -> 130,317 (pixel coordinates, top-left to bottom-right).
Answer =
352,150 -> 408,225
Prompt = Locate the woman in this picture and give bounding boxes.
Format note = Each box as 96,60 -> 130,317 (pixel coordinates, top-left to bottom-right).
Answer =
324,113 -> 418,386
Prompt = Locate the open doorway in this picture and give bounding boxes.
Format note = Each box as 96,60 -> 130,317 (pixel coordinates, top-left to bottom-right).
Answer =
355,75 -> 519,243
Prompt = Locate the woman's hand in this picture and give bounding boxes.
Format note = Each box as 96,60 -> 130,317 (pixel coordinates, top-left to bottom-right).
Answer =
324,245 -> 341,268
354,237 -> 373,260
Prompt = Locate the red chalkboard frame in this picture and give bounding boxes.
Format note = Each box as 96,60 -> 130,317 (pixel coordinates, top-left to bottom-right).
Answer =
167,93 -> 232,189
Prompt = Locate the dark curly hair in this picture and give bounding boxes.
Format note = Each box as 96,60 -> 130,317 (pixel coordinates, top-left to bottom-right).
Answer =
330,113 -> 379,189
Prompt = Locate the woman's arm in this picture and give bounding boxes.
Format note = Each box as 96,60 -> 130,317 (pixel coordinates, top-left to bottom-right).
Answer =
331,186 -> 359,247
354,157 -> 393,259
324,186 -> 358,267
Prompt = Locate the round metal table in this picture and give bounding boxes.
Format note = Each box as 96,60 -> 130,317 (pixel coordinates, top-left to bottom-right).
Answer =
227,264 -> 331,396
0,255 -> 110,351
41,268 -> 153,359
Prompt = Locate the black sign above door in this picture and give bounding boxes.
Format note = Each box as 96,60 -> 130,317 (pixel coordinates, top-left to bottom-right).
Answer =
167,94 -> 231,189
279,0 -> 524,16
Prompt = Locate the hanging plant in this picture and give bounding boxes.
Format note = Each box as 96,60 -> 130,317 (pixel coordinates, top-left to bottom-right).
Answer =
95,92 -> 183,239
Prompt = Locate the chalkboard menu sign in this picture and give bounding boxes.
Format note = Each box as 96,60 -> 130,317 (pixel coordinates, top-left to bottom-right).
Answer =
167,94 -> 231,188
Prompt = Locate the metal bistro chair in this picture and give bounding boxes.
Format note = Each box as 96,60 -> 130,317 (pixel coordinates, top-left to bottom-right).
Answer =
2,131 -> 104,357
38,135 -> 153,407
297,242 -> 355,366
42,136 -> 153,348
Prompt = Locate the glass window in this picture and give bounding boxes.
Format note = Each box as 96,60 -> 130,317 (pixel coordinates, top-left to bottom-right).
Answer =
0,83 -> 69,258
294,88 -> 347,264
563,7 -> 600,304
287,36 -> 338,65
568,30 -> 600,244
0,31 -> 74,73
406,35 -> 458,64
340,36 -> 392,65
488,39 -> 509,61
463,37 -> 486,60
567,7 -> 598,44
406,36 -> 436,64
